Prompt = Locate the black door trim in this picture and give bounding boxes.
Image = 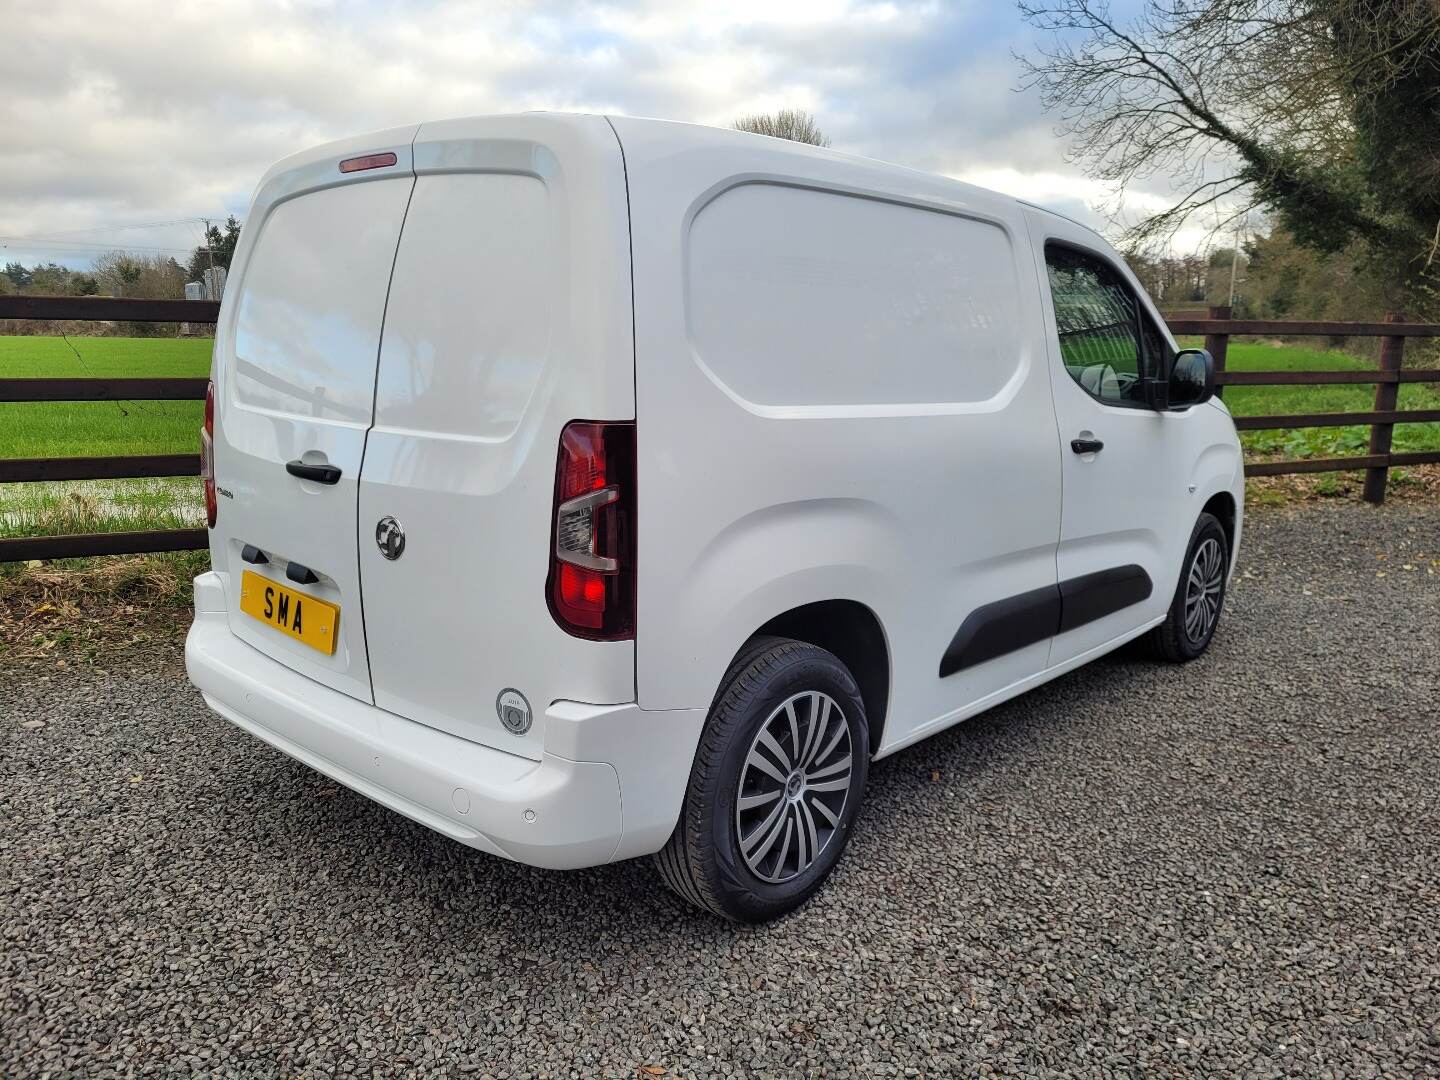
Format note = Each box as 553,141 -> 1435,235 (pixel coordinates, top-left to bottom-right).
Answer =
938,584 -> 1060,678
1057,564 -> 1153,632
938,564 -> 1153,678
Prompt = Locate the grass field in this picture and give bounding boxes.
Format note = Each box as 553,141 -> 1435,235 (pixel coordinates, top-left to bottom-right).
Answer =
0,335 -> 211,459
0,336 -> 211,544
1,333 -> 1437,547
1177,338 -> 1440,458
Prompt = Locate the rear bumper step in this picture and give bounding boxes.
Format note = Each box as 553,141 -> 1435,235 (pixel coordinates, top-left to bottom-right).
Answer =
185,571 -> 704,869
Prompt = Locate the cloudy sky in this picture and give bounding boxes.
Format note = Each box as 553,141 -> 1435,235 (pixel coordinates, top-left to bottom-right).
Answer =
2,0 -> 1179,270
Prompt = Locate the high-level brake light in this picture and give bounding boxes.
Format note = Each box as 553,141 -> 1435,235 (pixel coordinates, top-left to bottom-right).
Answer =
338,152 -> 398,174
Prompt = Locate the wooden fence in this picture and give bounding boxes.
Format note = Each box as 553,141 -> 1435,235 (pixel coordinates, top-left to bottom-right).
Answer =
1170,305 -> 1440,501
1,296 -> 1439,562
0,296 -> 216,562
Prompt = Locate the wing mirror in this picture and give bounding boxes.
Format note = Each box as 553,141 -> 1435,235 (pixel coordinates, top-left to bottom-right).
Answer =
1148,347 -> 1215,410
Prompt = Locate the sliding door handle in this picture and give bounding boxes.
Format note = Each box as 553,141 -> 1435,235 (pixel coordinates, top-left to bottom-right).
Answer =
285,460 -> 342,485
1070,437 -> 1104,455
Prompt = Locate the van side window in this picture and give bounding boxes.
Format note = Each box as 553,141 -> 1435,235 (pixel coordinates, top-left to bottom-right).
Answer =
1043,244 -> 1149,406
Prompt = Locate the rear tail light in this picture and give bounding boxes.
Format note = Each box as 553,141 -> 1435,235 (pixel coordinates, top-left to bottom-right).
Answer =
546,421 -> 635,640
201,380 -> 217,528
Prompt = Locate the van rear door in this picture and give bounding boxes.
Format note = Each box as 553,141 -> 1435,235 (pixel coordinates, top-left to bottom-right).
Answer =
356,116 -> 636,760
210,127 -> 417,702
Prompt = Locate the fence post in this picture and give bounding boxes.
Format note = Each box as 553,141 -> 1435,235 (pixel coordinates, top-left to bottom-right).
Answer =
1362,311 -> 1405,504
1204,304 -> 1231,398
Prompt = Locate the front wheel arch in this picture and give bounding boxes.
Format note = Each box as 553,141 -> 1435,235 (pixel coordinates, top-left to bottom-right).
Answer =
1201,490 -> 1237,567
1150,511 -> 1230,663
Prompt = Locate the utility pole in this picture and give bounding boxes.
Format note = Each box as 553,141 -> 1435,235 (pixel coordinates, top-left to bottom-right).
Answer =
1227,215 -> 1244,309
201,217 -> 217,300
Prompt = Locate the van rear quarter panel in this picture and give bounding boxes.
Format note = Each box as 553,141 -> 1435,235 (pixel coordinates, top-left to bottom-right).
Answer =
614,118 -> 1063,752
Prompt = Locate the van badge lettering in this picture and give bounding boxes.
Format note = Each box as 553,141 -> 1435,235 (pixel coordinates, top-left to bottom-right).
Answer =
375,516 -> 406,560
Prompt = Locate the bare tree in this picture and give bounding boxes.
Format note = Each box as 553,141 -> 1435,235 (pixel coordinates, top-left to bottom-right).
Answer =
733,109 -> 832,147
91,251 -> 186,299
1017,0 -> 1440,270
92,251 -> 145,296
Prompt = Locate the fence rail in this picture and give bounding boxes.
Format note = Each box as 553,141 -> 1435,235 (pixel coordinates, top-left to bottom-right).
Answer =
0,529 -> 210,564
0,295 -> 220,323
0,377 -> 210,402
0,454 -> 201,484
2,297 -> 1439,562
1218,370 -> 1440,385
1166,317 -> 1440,336
1232,409 -> 1440,430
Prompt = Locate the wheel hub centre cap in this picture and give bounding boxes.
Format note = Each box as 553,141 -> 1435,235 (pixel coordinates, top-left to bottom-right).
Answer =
785,772 -> 805,801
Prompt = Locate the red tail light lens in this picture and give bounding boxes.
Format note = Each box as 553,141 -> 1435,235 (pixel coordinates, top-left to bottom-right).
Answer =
201,380 -> 217,528
547,421 -> 635,639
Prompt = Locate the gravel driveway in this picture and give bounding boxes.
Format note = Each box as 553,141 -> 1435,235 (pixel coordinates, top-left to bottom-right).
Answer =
3,502 -> 1437,1078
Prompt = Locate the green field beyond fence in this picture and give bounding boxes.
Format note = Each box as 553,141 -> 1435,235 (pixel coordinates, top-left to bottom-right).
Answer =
0,336 -> 211,458
3,332 -> 1439,545
1175,337 -> 1440,458
0,336 -> 211,543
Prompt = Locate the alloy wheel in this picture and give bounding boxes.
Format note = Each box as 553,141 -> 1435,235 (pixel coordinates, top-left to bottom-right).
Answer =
1184,536 -> 1225,644
735,691 -> 854,884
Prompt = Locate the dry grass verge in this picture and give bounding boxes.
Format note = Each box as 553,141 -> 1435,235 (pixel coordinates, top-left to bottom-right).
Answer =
0,550 -> 205,671
1244,462 -> 1440,507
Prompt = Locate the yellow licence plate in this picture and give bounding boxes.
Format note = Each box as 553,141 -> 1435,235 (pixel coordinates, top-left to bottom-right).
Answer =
239,570 -> 340,656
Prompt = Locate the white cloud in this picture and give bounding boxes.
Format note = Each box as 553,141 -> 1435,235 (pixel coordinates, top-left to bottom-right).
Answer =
0,0 -> 1193,268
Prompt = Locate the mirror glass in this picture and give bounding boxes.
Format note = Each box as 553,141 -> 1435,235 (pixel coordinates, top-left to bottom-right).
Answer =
1168,348 -> 1213,408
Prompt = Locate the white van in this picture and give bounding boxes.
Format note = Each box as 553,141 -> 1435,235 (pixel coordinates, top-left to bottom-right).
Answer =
186,113 -> 1243,922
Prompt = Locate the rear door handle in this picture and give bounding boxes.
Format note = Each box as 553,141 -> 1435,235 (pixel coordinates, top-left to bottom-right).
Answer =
1070,437 -> 1104,455
285,459 -> 342,485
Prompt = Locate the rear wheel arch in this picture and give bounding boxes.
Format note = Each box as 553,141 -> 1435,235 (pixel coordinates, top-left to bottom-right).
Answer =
656,634 -> 872,920
744,599 -> 891,757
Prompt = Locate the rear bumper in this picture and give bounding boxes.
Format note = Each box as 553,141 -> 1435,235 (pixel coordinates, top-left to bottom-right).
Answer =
184,571 -> 705,870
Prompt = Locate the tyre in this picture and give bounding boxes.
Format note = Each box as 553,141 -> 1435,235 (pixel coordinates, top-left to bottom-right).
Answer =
653,636 -> 870,922
1149,511 -> 1229,662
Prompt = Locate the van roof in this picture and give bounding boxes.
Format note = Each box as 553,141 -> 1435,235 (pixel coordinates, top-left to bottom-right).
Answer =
605,112 -> 972,181
263,111 -> 1111,251
593,113 -> 1110,245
